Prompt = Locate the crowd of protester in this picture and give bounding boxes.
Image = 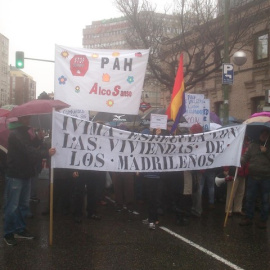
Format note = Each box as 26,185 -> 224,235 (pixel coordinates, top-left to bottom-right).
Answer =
1,116 -> 270,246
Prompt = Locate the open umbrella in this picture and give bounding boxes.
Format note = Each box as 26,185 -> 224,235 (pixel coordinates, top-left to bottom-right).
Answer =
0,108 -> 9,117
220,116 -> 242,124
244,115 -> 270,124
250,112 -> 270,118
210,122 -> 222,130
93,111 -> 140,123
1,104 -> 17,111
0,117 -> 9,153
92,111 -> 142,130
7,99 -> 70,118
243,115 -> 270,141
210,112 -> 222,125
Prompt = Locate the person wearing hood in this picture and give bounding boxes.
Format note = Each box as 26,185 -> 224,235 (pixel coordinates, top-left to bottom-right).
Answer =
3,116 -> 56,246
239,129 -> 270,229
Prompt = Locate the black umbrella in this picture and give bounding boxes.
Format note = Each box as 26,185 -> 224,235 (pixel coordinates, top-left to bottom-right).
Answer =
245,122 -> 270,141
93,112 -> 140,123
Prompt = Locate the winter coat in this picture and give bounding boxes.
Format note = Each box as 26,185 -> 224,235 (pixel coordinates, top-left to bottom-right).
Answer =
6,126 -> 47,180
241,141 -> 270,179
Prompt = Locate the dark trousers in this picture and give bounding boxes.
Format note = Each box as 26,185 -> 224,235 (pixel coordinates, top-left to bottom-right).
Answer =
145,177 -> 160,223
161,172 -> 184,212
112,172 -> 134,209
54,177 -> 72,214
245,176 -> 270,221
73,171 -> 99,218
86,176 -> 98,216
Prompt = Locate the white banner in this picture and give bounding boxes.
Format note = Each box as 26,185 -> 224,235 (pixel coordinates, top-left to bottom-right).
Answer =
52,111 -> 246,172
54,45 -> 149,115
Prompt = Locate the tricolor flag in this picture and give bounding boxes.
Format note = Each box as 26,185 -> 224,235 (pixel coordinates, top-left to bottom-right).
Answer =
166,53 -> 186,134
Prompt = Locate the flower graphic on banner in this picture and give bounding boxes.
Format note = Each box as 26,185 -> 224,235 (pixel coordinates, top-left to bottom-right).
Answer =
112,52 -> 120,57
58,75 -> 67,85
127,76 -> 134,84
106,99 -> 114,107
92,53 -> 99,58
135,52 -> 142,57
61,51 -> 69,58
54,45 -> 150,114
102,73 -> 110,82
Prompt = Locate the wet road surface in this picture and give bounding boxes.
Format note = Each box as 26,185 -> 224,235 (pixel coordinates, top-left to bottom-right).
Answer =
1,178 -> 270,270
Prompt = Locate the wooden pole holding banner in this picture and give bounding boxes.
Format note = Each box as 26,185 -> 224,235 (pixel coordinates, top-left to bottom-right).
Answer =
49,108 -> 56,246
49,168 -> 54,245
224,167 -> 239,227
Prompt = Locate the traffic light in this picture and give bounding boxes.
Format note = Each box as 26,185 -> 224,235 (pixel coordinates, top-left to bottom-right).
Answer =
15,51 -> 24,69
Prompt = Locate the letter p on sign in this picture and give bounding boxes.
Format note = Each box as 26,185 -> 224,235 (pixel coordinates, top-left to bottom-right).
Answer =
222,63 -> 234,85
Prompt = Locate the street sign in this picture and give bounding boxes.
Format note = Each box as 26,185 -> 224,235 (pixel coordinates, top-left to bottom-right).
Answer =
139,102 -> 151,112
222,63 -> 234,85
266,89 -> 270,104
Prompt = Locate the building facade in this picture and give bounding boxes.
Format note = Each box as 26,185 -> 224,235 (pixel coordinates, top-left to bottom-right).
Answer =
189,0 -> 270,120
0,33 -> 10,107
9,66 -> 36,105
82,16 -> 173,112
82,1 -> 269,120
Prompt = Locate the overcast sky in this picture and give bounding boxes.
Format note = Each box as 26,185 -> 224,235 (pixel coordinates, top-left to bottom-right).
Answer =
0,0 -> 174,97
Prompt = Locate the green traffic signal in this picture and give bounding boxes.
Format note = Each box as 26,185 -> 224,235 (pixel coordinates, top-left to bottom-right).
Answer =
15,51 -> 24,69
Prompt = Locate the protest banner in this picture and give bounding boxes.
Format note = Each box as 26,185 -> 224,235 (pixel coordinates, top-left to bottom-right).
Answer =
52,111 -> 246,172
54,45 -> 149,115
150,114 -> 168,130
182,93 -> 210,130
60,108 -> 89,120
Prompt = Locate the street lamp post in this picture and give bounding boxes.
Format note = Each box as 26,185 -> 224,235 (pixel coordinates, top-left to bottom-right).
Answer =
222,1 -> 247,126
233,51 -> 247,66
222,0 -> 230,126
0,89 -> 2,107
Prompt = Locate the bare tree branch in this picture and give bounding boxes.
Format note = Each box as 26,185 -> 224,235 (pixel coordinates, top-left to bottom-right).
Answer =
115,0 -> 269,93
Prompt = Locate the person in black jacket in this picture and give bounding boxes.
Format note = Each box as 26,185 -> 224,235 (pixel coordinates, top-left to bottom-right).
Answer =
239,129 -> 270,228
3,116 -> 55,246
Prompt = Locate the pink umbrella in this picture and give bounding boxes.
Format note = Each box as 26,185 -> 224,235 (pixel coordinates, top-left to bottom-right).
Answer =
0,117 -> 10,152
0,108 -> 9,117
251,112 -> 270,118
7,99 -> 70,118
243,113 -> 270,141
243,115 -> 270,124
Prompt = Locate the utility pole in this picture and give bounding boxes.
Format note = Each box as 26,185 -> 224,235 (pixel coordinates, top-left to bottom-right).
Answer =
222,0 -> 230,126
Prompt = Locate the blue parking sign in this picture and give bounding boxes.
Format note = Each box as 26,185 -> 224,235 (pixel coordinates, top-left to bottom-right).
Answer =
222,63 -> 234,85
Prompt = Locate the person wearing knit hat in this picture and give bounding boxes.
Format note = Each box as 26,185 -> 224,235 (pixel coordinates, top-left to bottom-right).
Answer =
167,119 -> 174,126
190,123 -> 203,134
165,119 -> 175,135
